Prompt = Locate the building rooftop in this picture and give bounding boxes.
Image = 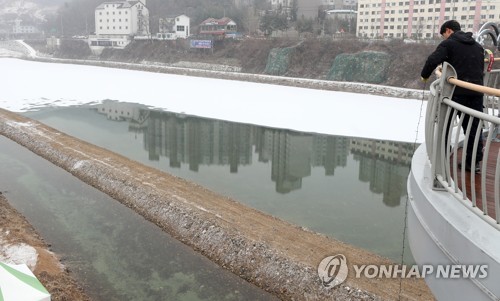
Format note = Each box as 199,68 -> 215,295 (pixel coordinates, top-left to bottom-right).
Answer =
200,17 -> 235,26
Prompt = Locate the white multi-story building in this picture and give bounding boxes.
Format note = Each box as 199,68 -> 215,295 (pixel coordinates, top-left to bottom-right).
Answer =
357,0 -> 500,39
273,0 -> 357,19
95,0 -> 149,36
321,0 -> 357,10
89,0 -> 149,51
157,14 -> 190,40
12,19 -> 39,34
269,0 -> 294,15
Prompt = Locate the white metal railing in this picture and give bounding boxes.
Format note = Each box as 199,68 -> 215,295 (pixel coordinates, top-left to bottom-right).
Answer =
426,62 -> 500,229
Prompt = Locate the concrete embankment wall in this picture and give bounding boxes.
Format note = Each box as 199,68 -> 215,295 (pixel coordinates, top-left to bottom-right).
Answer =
0,109 -> 433,300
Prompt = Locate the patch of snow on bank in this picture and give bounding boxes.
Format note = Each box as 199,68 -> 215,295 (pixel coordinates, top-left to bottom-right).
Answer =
6,121 -> 33,128
72,160 -> 88,170
0,239 -> 38,269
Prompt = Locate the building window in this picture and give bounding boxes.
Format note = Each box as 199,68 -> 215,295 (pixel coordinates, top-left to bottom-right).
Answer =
177,25 -> 185,31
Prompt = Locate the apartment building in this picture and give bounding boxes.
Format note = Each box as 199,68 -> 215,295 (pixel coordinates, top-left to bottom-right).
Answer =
321,0 -> 357,10
357,0 -> 500,39
269,0 -> 294,15
269,0 -> 357,19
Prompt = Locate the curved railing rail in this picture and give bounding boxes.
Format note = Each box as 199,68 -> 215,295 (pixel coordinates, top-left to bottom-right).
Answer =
477,22 -> 500,50
426,62 -> 500,230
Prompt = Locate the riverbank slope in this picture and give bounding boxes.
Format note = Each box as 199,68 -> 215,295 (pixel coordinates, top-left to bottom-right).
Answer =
0,193 -> 92,301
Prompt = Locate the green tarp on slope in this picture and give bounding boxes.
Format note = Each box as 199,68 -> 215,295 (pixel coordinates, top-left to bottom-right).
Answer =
0,261 -> 50,301
328,51 -> 391,84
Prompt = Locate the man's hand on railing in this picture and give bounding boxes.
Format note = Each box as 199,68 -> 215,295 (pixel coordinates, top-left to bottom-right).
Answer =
434,66 -> 443,78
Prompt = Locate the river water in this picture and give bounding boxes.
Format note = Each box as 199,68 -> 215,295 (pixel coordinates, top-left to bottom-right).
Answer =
0,100 -> 417,300
0,134 -> 277,301
23,101 -> 416,263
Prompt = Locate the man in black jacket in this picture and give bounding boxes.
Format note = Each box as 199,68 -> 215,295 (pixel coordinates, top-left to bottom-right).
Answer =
421,20 -> 484,172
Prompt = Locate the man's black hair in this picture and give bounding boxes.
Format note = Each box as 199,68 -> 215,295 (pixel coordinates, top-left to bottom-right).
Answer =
440,20 -> 461,35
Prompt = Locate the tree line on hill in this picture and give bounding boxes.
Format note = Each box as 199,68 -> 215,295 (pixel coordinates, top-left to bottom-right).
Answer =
41,0 -> 267,37
40,0 -> 353,38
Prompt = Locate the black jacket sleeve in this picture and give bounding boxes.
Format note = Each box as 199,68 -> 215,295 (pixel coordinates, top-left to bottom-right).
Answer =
421,42 -> 448,79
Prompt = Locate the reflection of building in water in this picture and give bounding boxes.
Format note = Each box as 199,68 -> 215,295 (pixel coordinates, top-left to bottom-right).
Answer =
143,111 -> 252,172
351,138 -> 414,207
96,102 -> 411,196
268,130 -> 312,194
312,135 -> 350,175
350,138 -> 413,165
95,101 -> 148,123
255,130 -> 348,193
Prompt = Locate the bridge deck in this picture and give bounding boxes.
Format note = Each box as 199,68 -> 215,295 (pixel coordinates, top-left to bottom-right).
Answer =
452,137 -> 499,221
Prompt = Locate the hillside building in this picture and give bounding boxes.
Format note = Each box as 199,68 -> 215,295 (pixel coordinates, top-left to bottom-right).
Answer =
199,17 -> 237,38
356,0 -> 500,39
12,19 -> 40,35
157,14 -> 190,40
89,0 -> 149,52
267,0 -> 357,19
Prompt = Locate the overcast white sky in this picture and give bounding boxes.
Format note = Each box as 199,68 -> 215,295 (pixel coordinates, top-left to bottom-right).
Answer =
0,58 -> 426,143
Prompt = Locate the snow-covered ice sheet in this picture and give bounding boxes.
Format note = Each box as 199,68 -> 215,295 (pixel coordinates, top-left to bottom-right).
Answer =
0,58 -> 426,143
